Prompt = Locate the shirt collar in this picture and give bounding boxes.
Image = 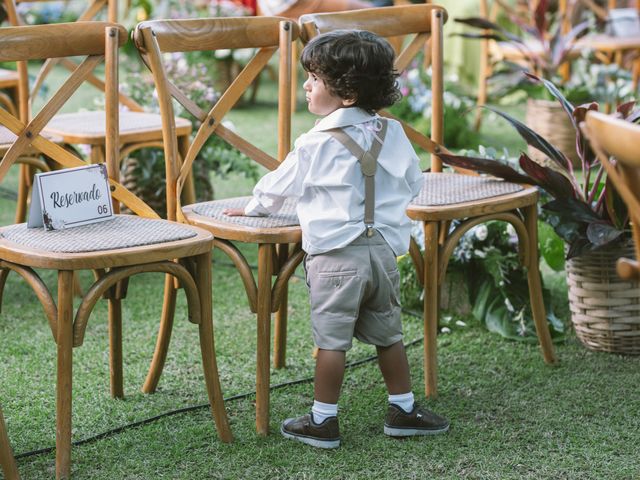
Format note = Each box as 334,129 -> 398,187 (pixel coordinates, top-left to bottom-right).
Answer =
310,107 -> 378,132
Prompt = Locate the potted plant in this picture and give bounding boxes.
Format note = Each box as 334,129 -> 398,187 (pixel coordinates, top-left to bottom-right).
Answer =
455,0 -> 592,165
439,74 -> 640,354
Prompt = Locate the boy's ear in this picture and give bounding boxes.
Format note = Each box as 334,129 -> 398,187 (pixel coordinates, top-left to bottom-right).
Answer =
342,97 -> 356,107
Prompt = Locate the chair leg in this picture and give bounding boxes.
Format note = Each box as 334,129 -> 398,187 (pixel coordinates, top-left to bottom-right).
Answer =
143,274 -> 177,394
56,270 -> 74,480
256,244 -> 273,436
0,406 -> 20,480
108,297 -> 124,398
523,205 -> 557,364
195,252 -> 233,443
273,243 -> 289,369
14,164 -> 30,224
423,221 -> 440,398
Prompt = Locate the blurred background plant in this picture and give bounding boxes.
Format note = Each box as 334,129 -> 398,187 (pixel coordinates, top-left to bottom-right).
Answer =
390,61 -> 480,150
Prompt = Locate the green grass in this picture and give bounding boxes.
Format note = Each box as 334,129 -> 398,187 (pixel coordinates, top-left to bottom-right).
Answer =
2,66 -> 639,479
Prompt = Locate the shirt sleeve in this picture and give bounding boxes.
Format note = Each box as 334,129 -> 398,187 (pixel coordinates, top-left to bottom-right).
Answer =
408,158 -> 424,199
243,142 -> 310,216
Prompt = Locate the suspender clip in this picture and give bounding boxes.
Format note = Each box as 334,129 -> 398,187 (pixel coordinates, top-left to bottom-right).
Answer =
366,225 -> 375,237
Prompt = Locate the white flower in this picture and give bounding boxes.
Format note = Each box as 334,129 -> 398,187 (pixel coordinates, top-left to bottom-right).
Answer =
474,224 -> 488,241
506,223 -> 516,237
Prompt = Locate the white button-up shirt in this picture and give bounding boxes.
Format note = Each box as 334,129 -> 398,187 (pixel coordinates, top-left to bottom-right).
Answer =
244,107 -> 423,256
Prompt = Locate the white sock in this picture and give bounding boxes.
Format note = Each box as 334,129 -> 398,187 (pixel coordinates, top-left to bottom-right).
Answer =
388,392 -> 415,413
312,400 -> 338,424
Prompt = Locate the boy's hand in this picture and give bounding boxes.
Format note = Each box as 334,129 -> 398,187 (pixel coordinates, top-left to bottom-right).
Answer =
223,208 -> 246,217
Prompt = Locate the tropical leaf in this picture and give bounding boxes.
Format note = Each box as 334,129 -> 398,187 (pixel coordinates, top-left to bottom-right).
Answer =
519,153 -> 577,198
573,102 -> 599,169
543,197 -> 602,224
586,221 -> 625,247
438,152 -> 533,184
617,101 -> 637,119
484,105 -> 572,171
525,72 -> 575,126
454,17 -> 526,45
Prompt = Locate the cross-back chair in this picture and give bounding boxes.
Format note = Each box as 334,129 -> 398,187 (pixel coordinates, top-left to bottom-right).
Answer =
0,21 -> 231,478
133,16 -> 302,435
575,0 -> 640,93
584,111 -> 640,280
3,0 -> 195,223
0,405 -> 19,480
299,3 -> 557,398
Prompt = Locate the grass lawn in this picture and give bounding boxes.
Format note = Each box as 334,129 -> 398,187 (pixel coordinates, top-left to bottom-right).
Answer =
1,66 -> 639,479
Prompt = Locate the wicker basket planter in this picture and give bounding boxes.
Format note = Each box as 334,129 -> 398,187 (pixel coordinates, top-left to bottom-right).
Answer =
566,240 -> 640,354
525,98 -> 580,168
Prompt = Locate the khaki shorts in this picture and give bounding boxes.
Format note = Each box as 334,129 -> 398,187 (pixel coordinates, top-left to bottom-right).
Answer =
304,230 -> 403,351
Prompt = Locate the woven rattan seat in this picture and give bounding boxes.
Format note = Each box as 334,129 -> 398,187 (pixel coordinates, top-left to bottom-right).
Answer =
45,111 -> 192,143
191,197 -> 299,228
413,173 -> 524,206
1,215 -> 197,253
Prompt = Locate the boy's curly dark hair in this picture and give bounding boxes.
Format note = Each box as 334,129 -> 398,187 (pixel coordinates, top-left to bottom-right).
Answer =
301,30 -> 401,114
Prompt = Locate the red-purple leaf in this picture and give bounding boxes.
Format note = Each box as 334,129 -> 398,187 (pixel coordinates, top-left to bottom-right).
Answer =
519,153 -> 577,199
438,153 -> 534,184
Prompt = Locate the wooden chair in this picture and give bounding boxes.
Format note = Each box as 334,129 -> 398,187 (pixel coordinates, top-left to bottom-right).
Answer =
0,21 -> 231,478
471,0 -> 580,130
584,111 -> 640,280
133,16 -> 301,435
299,3 -> 557,398
0,405 -> 19,480
3,0 -> 195,222
575,0 -> 640,93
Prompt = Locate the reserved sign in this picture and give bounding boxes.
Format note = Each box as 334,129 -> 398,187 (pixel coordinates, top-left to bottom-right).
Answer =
27,163 -> 114,230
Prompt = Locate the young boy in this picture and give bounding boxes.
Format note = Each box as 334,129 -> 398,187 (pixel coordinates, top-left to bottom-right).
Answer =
224,29 -> 449,448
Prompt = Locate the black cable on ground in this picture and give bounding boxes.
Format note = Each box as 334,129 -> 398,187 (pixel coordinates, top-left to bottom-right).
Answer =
14,310 -> 424,460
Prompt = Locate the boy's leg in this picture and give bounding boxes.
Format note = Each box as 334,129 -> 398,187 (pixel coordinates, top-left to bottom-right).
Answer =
280,348 -> 344,449
314,348 -> 346,403
377,342 -> 450,437
376,340 -> 411,394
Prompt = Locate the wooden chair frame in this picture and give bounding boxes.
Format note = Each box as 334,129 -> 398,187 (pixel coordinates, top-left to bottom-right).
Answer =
583,111 -> 640,280
133,16 -> 302,436
0,22 -> 231,478
299,4 -> 556,398
0,405 -> 19,480
3,0 -> 196,223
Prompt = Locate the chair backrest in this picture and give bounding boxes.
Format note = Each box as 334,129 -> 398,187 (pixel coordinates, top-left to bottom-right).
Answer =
132,16 -> 298,221
0,405 -> 19,480
3,0 -> 144,116
298,4 -> 447,172
584,110 -> 640,279
0,21 -> 158,219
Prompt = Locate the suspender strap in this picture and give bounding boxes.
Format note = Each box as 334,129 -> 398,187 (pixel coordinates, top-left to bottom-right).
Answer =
326,119 -> 388,235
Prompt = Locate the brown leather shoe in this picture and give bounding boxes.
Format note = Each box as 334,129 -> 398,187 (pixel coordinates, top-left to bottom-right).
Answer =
384,403 -> 450,437
281,413 -> 340,449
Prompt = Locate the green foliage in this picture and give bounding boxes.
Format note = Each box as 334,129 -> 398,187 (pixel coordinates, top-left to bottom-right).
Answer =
405,218 -> 565,342
440,77 -> 638,259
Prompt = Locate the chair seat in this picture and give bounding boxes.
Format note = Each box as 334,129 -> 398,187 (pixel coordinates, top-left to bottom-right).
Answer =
575,33 -> 640,53
407,172 -> 536,221
0,67 -> 19,88
43,111 -> 192,144
0,215 -> 212,269
1,125 -> 63,153
184,196 -> 302,244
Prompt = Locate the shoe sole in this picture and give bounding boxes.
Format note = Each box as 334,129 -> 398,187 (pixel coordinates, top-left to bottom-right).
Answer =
384,424 -> 450,437
280,425 -> 340,449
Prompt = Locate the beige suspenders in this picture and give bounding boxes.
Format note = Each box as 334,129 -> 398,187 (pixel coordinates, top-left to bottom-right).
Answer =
326,119 -> 388,237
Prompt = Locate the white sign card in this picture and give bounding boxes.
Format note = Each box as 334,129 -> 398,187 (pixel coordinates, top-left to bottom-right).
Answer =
27,163 -> 114,231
